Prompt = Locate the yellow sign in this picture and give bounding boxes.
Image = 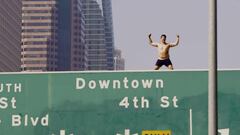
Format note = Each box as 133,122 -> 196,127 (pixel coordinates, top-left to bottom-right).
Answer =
142,130 -> 171,135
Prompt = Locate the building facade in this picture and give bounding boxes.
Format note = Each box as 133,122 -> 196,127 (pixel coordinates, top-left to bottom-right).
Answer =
82,0 -> 107,70
70,0 -> 87,71
21,0 -> 58,71
102,0 -> 115,70
57,0 -> 87,71
21,0 -> 87,71
0,0 -> 22,72
83,0 -> 115,70
21,0 -> 117,71
114,49 -> 125,70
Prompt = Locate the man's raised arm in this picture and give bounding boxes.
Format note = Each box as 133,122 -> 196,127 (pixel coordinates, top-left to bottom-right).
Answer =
148,33 -> 158,47
170,35 -> 180,47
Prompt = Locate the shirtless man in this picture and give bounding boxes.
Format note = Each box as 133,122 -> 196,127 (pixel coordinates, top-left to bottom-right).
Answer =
148,34 -> 180,70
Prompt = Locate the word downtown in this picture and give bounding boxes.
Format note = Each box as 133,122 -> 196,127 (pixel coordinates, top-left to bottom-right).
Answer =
76,77 -> 164,90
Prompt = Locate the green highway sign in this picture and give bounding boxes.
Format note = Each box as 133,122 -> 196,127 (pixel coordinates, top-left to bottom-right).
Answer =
0,70 -> 240,135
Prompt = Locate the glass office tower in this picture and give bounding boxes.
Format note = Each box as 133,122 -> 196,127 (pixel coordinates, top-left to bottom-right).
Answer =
57,0 -> 87,71
83,0 -> 107,70
102,0 -> 115,70
83,0 -> 115,70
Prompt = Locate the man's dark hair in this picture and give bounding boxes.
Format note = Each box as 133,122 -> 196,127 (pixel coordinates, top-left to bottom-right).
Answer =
161,34 -> 166,39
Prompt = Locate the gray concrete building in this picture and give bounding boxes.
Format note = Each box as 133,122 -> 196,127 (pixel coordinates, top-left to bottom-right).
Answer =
114,49 -> 125,70
0,0 -> 22,72
21,0 -> 58,71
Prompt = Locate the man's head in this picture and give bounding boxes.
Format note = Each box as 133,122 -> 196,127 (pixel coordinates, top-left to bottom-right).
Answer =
160,34 -> 166,43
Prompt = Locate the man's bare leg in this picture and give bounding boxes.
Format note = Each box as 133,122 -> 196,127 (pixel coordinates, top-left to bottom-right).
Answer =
168,65 -> 174,70
154,66 -> 161,70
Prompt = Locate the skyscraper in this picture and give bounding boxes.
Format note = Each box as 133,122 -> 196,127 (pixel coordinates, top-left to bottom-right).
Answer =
21,0 -> 117,71
21,0 -> 87,71
0,0 -> 21,72
57,0 -> 87,71
82,0 -> 107,70
102,0 -> 115,70
114,49 -> 125,70
21,0 -> 58,71
70,0 -> 87,71
83,0 -> 115,70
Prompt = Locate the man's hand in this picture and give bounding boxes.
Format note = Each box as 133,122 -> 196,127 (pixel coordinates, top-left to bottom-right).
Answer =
148,33 -> 153,44
148,33 -> 152,38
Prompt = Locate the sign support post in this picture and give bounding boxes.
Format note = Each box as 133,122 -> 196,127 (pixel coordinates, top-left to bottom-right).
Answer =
208,0 -> 218,134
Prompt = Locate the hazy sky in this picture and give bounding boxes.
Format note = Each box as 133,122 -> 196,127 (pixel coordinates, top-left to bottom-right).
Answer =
112,0 -> 240,70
